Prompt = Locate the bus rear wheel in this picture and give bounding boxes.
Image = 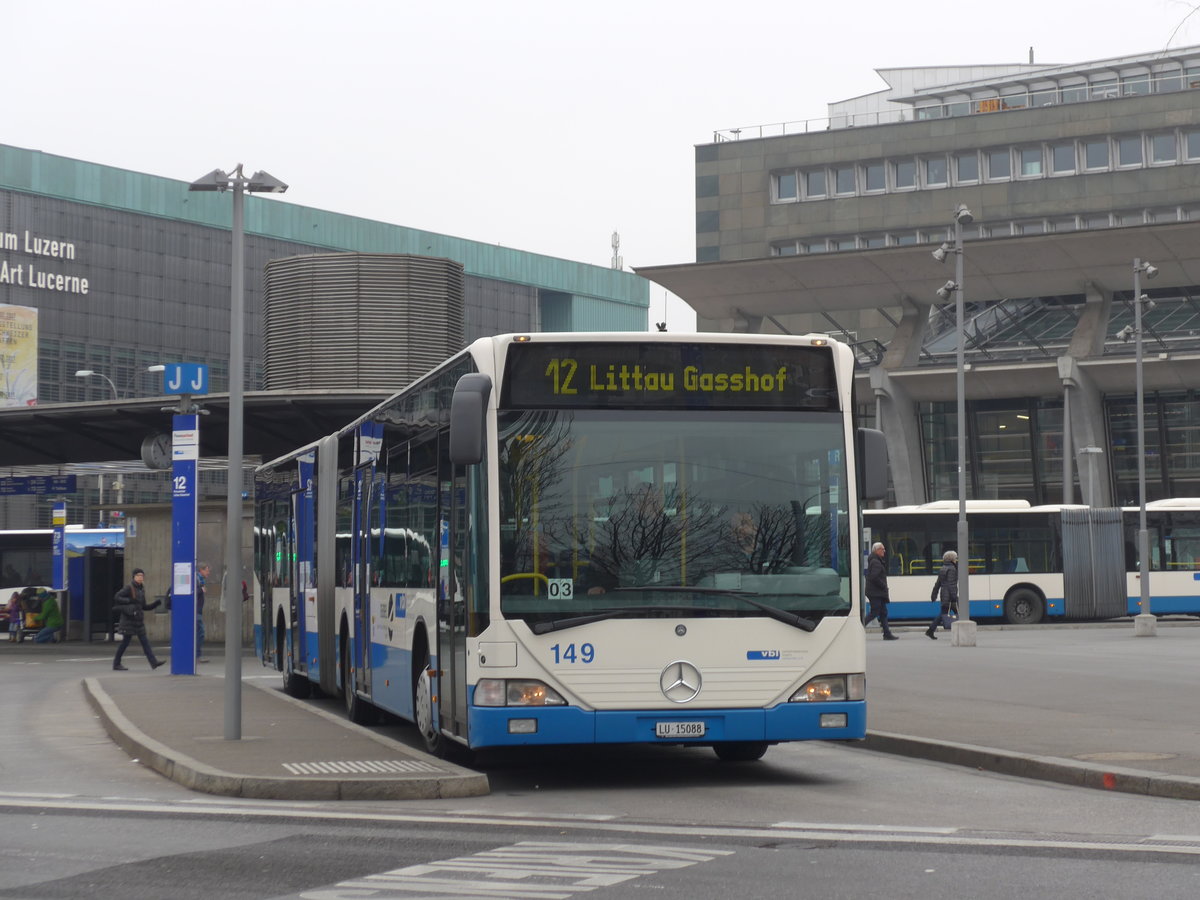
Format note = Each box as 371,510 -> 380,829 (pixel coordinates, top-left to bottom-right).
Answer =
341,632 -> 376,725
279,620 -> 310,698
713,741 -> 768,762
414,654 -> 444,757
1004,588 -> 1044,625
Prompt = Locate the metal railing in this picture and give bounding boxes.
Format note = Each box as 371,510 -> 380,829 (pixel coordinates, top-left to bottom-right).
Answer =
713,70 -> 1200,143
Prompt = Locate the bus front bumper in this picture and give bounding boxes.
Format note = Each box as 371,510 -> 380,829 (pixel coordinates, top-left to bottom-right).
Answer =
468,701 -> 865,748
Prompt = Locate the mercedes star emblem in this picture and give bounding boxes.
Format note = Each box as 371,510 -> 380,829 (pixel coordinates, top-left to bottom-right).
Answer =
660,660 -> 702,703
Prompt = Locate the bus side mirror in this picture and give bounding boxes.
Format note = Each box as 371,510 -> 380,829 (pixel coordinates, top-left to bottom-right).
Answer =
449,373 -> 493,465
856,427 -> 888,501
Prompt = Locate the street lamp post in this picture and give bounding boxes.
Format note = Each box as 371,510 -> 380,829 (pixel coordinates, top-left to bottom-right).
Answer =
933,204 -> 976,646
1130,258 -> 1158,636
74,369 -> 118,399
188,164 -> 288,738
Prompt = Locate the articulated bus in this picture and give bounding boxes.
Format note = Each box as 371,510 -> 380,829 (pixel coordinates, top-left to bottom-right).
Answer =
254,332 -> 887,761
863,500 -> 1200,624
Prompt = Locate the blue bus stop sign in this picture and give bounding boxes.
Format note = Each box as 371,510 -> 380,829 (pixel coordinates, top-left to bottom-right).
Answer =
162,364 -> 209,396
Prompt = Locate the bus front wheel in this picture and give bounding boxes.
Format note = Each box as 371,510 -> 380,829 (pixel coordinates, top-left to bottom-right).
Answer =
713,741 -> 768,762
1004,589 -> 1044,625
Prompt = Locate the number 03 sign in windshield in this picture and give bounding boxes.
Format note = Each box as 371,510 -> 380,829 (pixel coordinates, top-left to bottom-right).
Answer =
502,342 -> 839,411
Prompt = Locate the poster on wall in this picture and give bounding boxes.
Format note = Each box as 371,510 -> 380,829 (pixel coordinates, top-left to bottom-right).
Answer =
0,304 -> 37,407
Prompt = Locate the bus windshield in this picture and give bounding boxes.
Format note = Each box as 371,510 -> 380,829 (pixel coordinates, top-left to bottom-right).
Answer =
497,409 -> 850,628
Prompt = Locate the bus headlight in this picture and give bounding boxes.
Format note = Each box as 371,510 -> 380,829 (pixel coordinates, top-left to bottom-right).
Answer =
475,679 -> 567,707
789,673 -> 865,702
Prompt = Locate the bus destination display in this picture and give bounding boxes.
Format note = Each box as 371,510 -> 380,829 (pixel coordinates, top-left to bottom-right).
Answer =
502,342 -> 838,410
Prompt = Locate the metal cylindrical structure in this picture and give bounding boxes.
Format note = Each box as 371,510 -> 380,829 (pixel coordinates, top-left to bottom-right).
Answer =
263,253 -> 466,392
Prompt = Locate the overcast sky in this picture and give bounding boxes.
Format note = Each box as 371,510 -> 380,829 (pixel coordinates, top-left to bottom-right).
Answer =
7,1 -> 1200,329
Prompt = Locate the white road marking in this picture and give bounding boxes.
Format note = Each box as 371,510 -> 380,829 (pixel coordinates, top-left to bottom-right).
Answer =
301,841 -> 733,900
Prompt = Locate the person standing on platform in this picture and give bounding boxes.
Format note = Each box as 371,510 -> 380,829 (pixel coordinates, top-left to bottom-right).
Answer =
864,542 -> 898,640
196,562 -> 211,663
112,569 -> 164,671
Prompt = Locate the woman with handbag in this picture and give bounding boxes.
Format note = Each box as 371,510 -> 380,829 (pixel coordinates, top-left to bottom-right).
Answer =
925,550 -> 959,640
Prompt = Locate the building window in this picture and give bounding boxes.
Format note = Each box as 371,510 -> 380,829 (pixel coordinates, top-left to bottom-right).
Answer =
1016,220 -> 1046,235
1018,147 -> 1043,177
773,243 -> 799,256
1051,143 -> 1076,174
1084,139 -> 1110,169
1050,217 -> 1079,232
861,234 -> 886,249
1090,77 -> 1119,99
831,237 -> 857,252
834,166 -> 856,195
987,149 -> 1011,180
1029,87 -> 1057,107
1122,72 -> 1152,95
893,233 -> 918,246
1082,213 -> 1112,229
863,162 -> 885,192
802,241 -> 828,254
805,169 -> 826,198
776,172 -> 798,201
1060,82 -> 1088,103
924,156 -> 948,186
1186,131 -> 1200,160
1150,133 -> 1177,164
955,152 -> 979,183
1117,135 -> 1143,167
894,159 -> 916,189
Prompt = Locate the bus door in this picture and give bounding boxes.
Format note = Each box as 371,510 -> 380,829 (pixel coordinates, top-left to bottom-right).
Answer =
291,473 -> 315,675
436,434 -> 469,745
351,463 -> 379,699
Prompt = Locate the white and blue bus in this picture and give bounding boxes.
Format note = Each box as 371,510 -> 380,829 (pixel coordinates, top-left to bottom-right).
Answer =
862,500 -> 1200,624
254,332 -> 887,761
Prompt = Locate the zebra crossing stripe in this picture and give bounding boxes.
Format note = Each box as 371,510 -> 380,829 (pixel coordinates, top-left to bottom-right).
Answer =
281,759 -> 445,775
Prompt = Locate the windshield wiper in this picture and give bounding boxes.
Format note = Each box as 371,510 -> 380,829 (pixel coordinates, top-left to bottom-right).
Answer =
612,585 -> 818,632
527,591 -> 817,634
530,604 -> 736,634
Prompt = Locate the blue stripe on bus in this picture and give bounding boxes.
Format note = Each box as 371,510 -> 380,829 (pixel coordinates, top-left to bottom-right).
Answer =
467,699 -> 865,748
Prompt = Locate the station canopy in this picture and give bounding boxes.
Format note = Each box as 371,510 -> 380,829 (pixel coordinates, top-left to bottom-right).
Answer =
0,390 -> 387,469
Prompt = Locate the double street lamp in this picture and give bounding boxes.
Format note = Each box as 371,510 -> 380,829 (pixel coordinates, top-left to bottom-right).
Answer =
1120,258 -> 1158,636
932,204 -> 975,644
188,164 -> 288,739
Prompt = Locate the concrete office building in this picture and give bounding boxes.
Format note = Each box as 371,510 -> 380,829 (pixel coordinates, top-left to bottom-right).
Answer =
0,144 -> 650,526
641,45 -> 1200,508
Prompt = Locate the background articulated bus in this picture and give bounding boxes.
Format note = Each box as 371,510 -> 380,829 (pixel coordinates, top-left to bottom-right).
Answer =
863,500 -> 1200,624
254,332 -> 887,761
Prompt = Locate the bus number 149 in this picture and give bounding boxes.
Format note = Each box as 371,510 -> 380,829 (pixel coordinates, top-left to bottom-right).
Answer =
551,642 -> 595,664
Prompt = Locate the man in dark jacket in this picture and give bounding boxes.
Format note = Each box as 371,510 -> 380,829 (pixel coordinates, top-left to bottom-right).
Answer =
864,542 -> 898,640
112,568 -> 165,671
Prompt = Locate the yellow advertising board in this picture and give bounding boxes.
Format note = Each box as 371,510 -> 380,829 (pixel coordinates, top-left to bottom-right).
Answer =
0,304 -> 37,408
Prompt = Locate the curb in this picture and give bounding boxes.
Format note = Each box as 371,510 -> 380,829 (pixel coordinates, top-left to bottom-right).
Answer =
864,730 -> 1200,801
81,677 -> 489,801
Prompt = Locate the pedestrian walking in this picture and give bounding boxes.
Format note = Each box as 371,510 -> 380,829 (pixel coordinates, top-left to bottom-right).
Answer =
925,550 -> 960,640
864,542 -> 898,640
112,568 -> 164,670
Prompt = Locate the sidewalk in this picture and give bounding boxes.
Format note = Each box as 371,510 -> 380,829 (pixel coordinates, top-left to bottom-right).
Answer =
67,621 -> 1200,802
82,665 -> 488,801
863,620 -> 1200,800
